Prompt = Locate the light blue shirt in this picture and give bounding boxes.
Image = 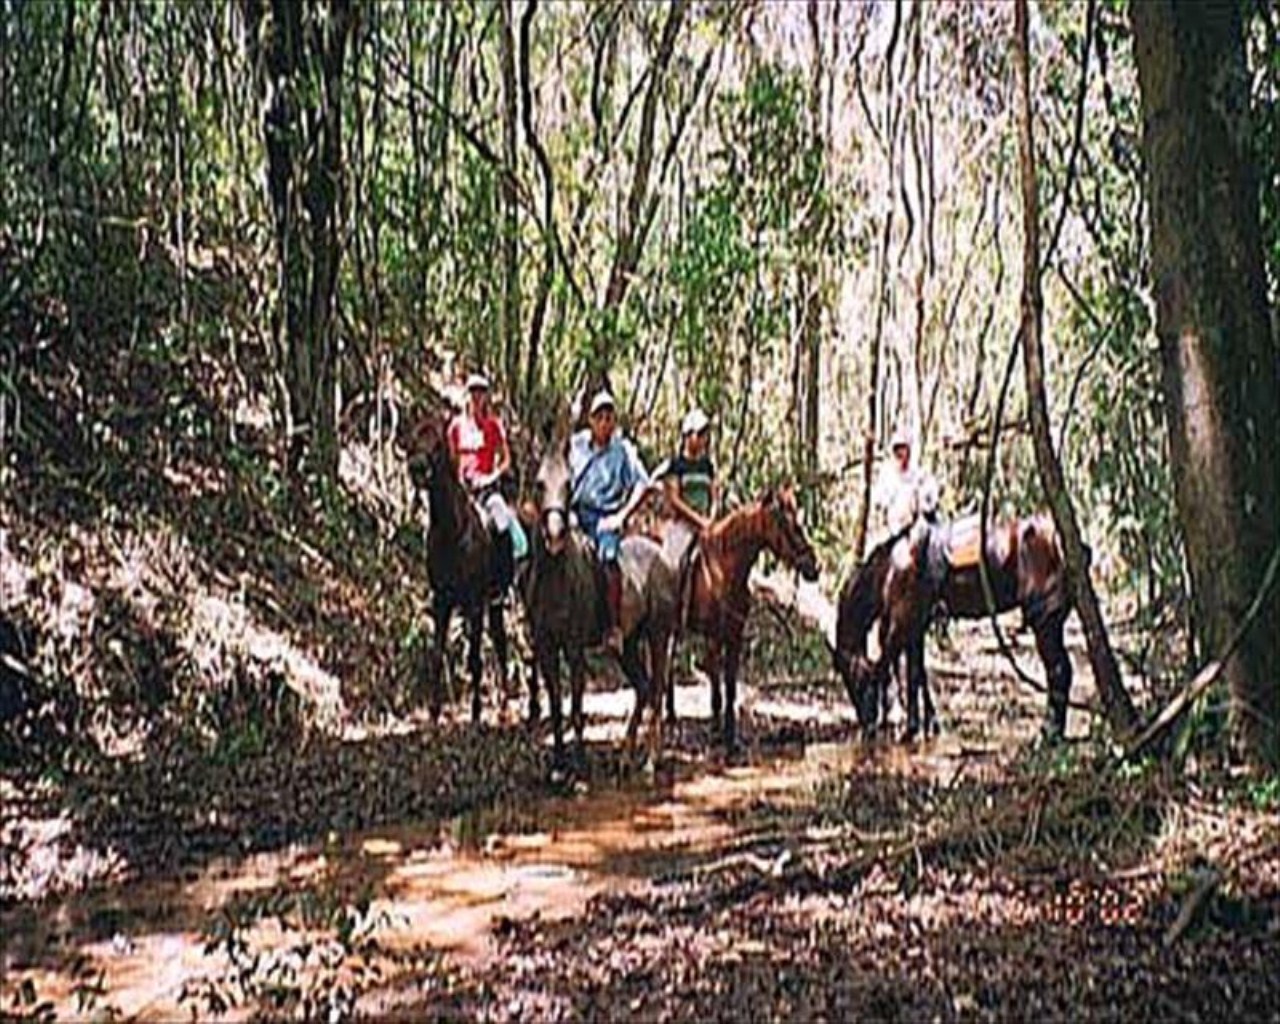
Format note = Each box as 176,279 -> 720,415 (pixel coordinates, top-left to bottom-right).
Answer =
569,429 -> 650,516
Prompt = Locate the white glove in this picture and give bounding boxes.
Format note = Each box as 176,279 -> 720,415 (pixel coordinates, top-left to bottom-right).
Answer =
598,512 -> 625,534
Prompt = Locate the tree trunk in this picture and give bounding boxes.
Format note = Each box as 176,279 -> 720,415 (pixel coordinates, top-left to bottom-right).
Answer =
798,0 -> 824,510
1131,0 -> 1280,765
591,0 -> 688,392
519,0 -> 556,411
1013,0 -> 1137,736
498,0 -> 521,391
247,0 -> 354,484
853,0 -> 903,563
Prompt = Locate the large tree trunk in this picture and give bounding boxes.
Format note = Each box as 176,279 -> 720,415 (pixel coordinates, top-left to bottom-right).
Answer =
1013,0 -> 1136,736
1131,0 -> 1280,765
247,0 -> 354,484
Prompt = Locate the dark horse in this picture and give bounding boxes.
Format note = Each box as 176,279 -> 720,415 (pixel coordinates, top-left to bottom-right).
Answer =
833,512 -> 1074,741
406,412 -> 513,725
522,432 -> 678,768
671,488 -> 820,751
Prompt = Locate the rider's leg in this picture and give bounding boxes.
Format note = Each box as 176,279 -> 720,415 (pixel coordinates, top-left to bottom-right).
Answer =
599,529 -> 624,655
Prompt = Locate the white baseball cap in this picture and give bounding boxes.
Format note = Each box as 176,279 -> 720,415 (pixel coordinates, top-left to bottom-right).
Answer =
589,390 -> 617,416
890,426 -> 911,451
681,408 -> 710,436
466,372 -> 490,392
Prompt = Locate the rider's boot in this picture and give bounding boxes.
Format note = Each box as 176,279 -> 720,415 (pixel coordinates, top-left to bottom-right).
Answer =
604,562 -> 624,655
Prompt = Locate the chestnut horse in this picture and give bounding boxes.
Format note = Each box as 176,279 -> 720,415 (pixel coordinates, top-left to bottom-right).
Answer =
833,513 -> 1073,741
406,412 -> 514,725
672,488 -> 820,751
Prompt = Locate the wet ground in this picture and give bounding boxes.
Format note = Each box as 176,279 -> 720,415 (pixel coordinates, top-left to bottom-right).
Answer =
3,620 -> 1277,1021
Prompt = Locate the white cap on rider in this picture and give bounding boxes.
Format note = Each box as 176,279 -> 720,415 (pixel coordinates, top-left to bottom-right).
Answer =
681,407 -> 710,436
890,425 -> 912,452
466,372 -> 490,392
589,390 -> 617,417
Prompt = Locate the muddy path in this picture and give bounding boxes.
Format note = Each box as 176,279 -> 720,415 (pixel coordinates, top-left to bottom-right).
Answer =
4,621 -> 1276,1021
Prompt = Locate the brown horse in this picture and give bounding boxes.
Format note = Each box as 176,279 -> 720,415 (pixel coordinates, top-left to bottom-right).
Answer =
405,412 -> 514,725
673,488 -> 820,752
833,513 -> 1073,741
524,432 -> 678,768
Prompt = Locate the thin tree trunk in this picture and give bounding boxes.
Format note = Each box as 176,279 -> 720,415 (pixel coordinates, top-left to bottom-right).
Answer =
799,0 -> 824,505
498,0 -> 521,391
854,0 -> 904,563
519,0 -> 557,410
1013,0 -> 1136,735
1131,0 -> 1280,765
593,0 -> 689,386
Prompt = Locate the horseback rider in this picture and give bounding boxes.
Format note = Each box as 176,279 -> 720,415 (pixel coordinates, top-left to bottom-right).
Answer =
569,389 -> 656,654
662,407 -> 719,554
873,425 -> 947,591
447,372 -> 529,574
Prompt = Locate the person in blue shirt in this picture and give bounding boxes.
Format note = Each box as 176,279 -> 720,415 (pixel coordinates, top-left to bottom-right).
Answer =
570,389 -> 656,653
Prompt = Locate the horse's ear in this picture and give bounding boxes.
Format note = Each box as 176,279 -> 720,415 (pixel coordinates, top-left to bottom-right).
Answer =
554,403 -> 573,443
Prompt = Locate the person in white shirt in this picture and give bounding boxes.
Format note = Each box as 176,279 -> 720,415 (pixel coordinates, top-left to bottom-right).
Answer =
872,426 -> 938,542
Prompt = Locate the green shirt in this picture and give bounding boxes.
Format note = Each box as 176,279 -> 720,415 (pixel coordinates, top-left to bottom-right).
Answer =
668,452 -> 715,516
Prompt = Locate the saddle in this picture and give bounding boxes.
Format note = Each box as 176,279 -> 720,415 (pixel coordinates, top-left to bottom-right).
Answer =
911,513 -> 984,598
943,514 -> 984,571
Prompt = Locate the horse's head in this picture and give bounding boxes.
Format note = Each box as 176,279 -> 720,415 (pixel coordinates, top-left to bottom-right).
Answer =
533,413 -> 574,557
405,411 -> 450,490
759,486 -> 820,581
840,653 -> 880,730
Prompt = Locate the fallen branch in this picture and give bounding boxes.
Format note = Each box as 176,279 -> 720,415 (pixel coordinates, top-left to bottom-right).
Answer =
1125,536 -> 1280,760
1163,866 -> 1221,948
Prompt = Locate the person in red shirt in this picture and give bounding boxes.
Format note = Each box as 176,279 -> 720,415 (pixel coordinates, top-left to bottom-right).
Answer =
447,372 -> 527,562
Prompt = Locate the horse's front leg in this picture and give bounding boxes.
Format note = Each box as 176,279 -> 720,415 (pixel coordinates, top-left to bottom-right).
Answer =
569,649 -> 588,764
488,601 -> 511,699
539,644 -> 565,769
646,632 -> 671,768
664,636 -> 679,726
904,630 -> 926,742
428,596 -> 452,721
722,629 -> 744,755
707,639 -> 723,724
526,653 -> 541,727
466,609 -> 484,726
621,635 -> 650,765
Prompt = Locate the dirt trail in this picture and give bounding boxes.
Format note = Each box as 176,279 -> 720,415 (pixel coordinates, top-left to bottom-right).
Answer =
0,623 -> 1074,1021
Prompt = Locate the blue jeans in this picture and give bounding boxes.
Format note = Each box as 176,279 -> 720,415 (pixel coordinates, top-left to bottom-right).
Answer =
577,507 -> 621,562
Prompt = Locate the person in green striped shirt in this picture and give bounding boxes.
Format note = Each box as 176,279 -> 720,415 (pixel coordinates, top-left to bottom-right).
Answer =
662,407 -> 719,565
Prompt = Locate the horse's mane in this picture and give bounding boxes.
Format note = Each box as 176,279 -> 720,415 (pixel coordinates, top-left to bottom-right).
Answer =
701,500 -> 764,554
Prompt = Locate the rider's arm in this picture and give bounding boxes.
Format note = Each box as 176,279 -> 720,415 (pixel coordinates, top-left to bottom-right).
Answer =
492,419 -> 512,481
665,474 -> 711,531
605,441 -> 653,529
